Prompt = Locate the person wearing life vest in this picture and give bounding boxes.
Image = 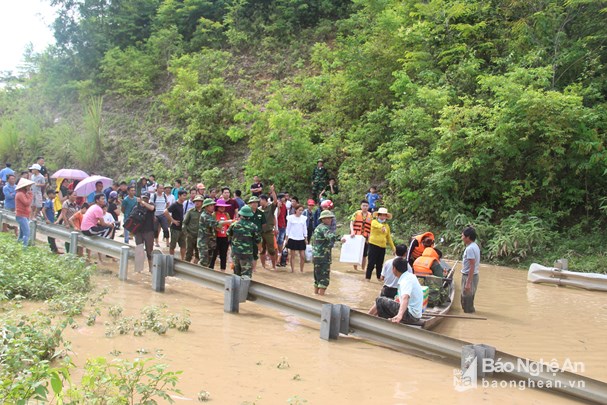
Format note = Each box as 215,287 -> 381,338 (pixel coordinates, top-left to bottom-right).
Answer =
413,247 -> 445,277
349,200 -> 373,271
407,232 -> 435,266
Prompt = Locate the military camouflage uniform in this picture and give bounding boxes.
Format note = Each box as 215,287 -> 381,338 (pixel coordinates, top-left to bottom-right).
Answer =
198,210 -> 219,267
183,207 -> 201,262
250,208 -> 266,260
311,166 -> 328,201
312,223 -> 341,288
228,218 -> 261,279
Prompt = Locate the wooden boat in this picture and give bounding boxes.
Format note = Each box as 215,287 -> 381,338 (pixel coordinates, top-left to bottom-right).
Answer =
528,263 -> 607,292
414,278 -> 455,330
413,260 -> 456,330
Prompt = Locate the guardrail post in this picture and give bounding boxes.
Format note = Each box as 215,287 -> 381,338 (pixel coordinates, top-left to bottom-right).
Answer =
462,344 -> 496,379
165,254 -> 175,277
554,258 -> 569,270
337,304 -> 351,335
0,212 -> 4,228
320,304 -> 340,340
152,253 -> 166,292
224,275 -> 241,313
69,231 -> 79,254
29,220 -> 37,246
119,246 -> 130,281
238,278 -> 251,303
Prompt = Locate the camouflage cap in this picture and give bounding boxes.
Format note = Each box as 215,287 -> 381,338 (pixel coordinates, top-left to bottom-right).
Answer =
202,198 -> 216,208
319,210 -> 335,220
248,196 -> 260,203
238,205 -> 254,217
193,195 -> 205,202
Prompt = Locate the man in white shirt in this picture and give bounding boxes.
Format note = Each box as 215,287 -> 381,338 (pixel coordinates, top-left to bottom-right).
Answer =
461,226 -> 481,313
380,244 -> 411,299
369,257 -> 423,324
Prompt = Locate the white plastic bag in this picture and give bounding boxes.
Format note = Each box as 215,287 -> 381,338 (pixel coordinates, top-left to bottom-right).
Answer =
305,245 -> 313,262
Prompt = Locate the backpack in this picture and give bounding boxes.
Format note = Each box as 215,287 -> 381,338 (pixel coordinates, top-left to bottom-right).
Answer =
124,204 -> 147,233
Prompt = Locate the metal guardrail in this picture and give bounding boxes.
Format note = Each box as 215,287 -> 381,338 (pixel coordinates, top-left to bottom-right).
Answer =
2,208 -> 606,403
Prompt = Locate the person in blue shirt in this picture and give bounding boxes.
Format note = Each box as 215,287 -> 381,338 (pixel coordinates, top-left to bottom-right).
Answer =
0,162 -> 14,183
365,186 -> 381,213
121,186 -> 138,243
87,181 -> 104,204
2,174 -> 17,235
42,189 -> 60,253
234,189 -> 245,209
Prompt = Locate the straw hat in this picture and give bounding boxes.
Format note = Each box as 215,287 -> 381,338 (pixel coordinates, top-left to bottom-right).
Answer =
16,178 -> 35,190
374,207 -> 392,220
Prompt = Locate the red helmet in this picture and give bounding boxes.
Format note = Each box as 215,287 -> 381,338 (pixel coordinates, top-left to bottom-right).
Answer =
320,200 -> 334,210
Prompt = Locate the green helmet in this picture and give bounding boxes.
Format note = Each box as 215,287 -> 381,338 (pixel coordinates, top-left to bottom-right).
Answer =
319,210 -> 335,220
238,205 -> 254,217
202,198 -> 216,208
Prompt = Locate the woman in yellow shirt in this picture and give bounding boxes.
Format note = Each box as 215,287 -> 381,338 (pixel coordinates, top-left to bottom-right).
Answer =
366,207 -> 396,281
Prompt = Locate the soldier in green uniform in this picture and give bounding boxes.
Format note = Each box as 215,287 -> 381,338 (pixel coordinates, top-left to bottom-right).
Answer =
182,195 -> 204,263
198,198 -> 231,267
248,196 -> 266,271
312,210 -> 345,295
227,205 -> 261,279
311,158 -> 328,202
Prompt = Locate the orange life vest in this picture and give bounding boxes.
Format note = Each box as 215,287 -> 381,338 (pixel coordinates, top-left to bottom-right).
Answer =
413,248 -> 440,276
352,210 -> 372,238
410,232 -> 435,261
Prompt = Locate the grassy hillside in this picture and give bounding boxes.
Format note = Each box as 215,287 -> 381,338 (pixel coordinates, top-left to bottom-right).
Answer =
2,0 -> 607,269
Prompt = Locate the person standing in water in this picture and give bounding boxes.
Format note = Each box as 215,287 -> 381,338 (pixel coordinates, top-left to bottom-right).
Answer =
461,226 -> 480,313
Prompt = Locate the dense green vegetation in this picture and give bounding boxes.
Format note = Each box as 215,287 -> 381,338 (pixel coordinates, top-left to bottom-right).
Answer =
1,0 -> 607,269
0,235 -> 183,402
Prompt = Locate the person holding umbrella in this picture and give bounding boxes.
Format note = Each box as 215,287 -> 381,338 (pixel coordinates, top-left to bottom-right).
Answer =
15,178 -> 35,247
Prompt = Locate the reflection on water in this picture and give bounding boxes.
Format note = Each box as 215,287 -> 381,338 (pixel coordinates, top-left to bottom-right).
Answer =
59,253 -> 606,403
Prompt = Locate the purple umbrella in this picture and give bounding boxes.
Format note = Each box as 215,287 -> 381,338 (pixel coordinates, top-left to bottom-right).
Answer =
73,175 -> 113,197
51,168 -> 89,180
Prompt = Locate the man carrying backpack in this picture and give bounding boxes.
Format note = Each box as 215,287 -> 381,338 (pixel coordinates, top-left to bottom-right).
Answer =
151,186 -> 171,247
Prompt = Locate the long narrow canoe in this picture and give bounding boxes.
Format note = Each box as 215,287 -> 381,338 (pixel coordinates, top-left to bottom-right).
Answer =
528,263 -> 607,292
415,280 -> 456,330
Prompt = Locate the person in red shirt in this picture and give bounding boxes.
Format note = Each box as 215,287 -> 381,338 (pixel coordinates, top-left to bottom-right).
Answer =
15,178 -> 34,246
211,199 -> 233,271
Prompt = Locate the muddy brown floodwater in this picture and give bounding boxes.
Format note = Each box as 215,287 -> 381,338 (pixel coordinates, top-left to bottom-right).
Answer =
61,251 -> 606,404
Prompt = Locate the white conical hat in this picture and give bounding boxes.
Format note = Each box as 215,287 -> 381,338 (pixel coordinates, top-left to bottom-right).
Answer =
15,177 -> 35,190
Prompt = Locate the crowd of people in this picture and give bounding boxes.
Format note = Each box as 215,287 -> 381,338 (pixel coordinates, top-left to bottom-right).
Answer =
0,157 -> 481,323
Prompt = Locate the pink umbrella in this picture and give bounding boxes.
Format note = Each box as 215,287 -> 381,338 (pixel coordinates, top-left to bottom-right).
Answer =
51,168 -> 89,180
73,175 -> 113,197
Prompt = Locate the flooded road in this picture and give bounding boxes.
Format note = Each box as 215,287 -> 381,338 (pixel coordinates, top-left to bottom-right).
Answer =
61,252 -> 606,404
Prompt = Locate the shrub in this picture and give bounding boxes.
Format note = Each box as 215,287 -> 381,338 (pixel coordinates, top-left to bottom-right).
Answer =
0,234 -> 93,300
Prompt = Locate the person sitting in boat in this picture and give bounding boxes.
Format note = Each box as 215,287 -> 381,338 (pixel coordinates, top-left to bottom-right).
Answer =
413,247 -> 445,278
368,257 -> 423,325
406,231 -> 434,266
